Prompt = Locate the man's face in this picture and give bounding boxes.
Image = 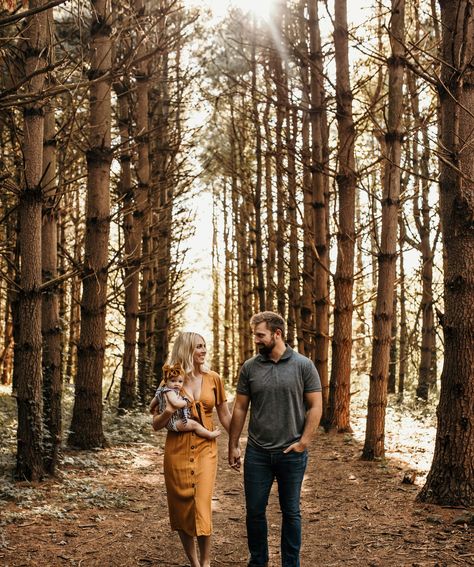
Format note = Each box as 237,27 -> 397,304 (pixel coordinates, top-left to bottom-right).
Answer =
252,322 -> 277,355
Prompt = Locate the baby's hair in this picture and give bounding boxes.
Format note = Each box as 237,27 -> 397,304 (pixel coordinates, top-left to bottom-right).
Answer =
162,362 -> 185,382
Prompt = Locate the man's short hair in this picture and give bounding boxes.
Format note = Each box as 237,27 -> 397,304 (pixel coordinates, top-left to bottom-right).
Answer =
250,311 -> 286,338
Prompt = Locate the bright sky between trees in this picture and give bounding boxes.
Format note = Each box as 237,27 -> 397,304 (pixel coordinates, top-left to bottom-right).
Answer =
184,0 -> 276,20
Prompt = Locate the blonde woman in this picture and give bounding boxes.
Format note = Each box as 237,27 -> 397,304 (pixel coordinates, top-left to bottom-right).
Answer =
152,332 -> 231,567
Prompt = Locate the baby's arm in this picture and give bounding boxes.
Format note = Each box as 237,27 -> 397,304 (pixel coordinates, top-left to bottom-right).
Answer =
165,390 -> 187,410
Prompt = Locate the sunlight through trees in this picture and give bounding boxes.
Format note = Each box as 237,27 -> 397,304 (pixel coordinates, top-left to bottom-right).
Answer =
0,0 -> 472,506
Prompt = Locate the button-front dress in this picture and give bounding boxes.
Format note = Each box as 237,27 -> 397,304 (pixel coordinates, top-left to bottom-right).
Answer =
163,370 -> 227,536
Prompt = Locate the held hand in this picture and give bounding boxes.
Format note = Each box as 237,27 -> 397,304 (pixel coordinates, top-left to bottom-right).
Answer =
283,440 -> 307,454
228,446 -> 241,470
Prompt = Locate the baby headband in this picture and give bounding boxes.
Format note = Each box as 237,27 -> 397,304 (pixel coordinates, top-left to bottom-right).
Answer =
162,362 -> 185,380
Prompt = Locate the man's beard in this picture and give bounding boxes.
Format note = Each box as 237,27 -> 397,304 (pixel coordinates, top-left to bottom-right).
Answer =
258,338 -> 275,355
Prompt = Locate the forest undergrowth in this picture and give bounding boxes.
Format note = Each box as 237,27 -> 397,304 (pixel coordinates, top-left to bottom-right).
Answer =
0,386 -> 472,566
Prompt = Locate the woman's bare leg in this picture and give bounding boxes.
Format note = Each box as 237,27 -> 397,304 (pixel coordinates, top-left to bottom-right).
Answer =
197,535 -> 211,567
177,530 -> 200,567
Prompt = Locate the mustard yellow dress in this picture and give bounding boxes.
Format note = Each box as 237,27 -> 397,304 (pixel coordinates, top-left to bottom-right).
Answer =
163,371 -> 226,536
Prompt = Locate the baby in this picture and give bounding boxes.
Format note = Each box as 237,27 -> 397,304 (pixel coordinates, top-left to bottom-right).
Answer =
150,363 -> 221,439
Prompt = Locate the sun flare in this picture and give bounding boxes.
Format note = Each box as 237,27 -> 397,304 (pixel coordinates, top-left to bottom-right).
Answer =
185,0 -> 276,21
229,0 -> 275,19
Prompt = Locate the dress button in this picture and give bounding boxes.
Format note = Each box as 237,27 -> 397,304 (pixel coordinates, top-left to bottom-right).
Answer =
192,483 -> 195,488
190,458 -> 194,462
191,470 -> 194,475
191,446 -> 195,449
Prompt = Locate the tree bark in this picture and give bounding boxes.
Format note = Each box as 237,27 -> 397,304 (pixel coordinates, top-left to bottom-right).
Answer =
15,0 -> 47,480
327,0 -> 357,433
69,0 -> 112,448
308,0 -> 329,414
363,0 -> 405,460
251,23 -> 265,312
272,1 -> 287,319
299,0 -> 314,358
418,0 -> 474,506
263,62 -> 276,311
116,79 -> 139,410
408,66 -> 437,402
42,10 -> 62,473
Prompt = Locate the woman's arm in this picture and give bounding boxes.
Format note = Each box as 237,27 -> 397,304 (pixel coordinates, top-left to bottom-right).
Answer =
216,401 -> 232,433
152,408 -> 173,431
151,393 -> 176,431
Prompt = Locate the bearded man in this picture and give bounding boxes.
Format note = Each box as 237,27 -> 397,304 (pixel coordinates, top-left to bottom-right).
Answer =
228,311 -> 322,567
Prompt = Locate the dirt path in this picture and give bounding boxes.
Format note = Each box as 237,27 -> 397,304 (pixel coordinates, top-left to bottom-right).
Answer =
1,410 -> 472,567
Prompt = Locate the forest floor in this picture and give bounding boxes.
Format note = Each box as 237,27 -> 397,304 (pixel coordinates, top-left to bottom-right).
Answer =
0,387 -> 473,567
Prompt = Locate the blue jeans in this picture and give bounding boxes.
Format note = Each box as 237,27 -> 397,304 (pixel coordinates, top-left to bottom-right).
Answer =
243,444 -> 308,567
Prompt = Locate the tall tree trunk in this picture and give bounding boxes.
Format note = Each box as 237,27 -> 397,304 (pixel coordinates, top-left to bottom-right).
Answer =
151,42 -> 171,390
398,229 -> 407,400
42,12 -> 62,473
287,104 -> 300,349
223,181 -> 231,383
65,190 -> 81,383
69,0 -> 112,448
327,0 -> 357,433
263,63 -> 276,311
1,218 -> 15,386
231,125 -> 246,369
251,24 -> 265,312
408,66 -> 437,402
212,192 -> 220,373
15,0 -> 47,480
354,190 -> 368,373
135,0 -> 152,405
418,0 -> 474,506
272,2 -> 287,318
388,290 -> 398,394
363,0 -> 405,460
116,79 -> 139,409
299,0 -> 314,358
308,0 -> 329,414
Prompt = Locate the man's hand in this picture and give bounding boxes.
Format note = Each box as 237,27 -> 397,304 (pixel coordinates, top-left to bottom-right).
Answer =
283,440 -> 307,454
228,445 -> 241,470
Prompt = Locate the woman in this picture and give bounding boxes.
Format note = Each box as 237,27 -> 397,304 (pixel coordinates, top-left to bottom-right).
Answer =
152,332 -> 231,567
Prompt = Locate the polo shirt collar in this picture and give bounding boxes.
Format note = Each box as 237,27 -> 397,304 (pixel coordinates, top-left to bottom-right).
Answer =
256,344 -> 293,363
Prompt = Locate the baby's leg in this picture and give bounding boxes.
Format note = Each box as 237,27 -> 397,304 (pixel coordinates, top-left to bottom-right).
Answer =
176,419 -> 221,439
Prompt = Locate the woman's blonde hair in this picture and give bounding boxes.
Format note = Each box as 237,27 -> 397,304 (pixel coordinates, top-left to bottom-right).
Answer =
168,332 -> 209,375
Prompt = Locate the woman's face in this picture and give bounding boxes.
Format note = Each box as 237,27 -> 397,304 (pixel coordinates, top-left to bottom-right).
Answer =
193,337 -> 207,368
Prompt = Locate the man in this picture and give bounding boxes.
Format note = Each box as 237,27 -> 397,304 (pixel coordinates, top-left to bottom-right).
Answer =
228,311 -> 322,567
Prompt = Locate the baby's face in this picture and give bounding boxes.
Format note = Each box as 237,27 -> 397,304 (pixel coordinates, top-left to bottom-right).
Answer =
167,375 -> 184,390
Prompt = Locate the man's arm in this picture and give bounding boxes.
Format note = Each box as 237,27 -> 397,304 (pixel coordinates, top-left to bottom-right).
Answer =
228,393 -> 250,469
283,391 -> 322,453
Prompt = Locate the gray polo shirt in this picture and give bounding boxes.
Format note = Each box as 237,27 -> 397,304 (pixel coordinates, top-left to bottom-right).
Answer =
236,345 -> 321,451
